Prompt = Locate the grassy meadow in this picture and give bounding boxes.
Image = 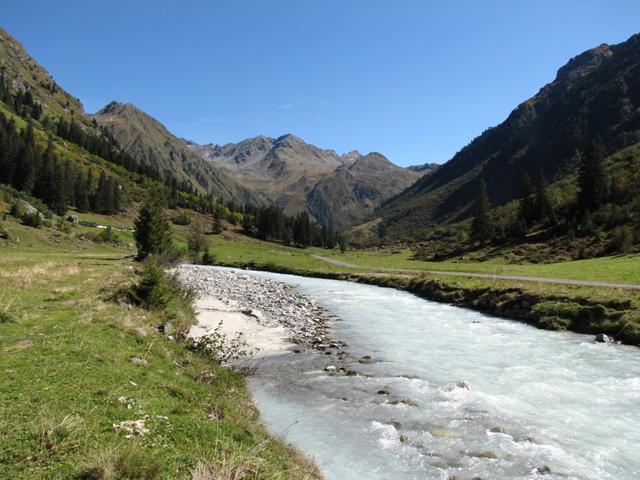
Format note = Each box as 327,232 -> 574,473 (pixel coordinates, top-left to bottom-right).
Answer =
0,216 -> 320,479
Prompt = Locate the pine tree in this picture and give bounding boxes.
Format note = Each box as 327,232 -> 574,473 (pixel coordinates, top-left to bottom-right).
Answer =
14,122 -> 37,193
534,170 -> 552,224
74,171 -> 90,213
49,158 -> 68,215
517,174 -> 535,227
212,208 -> 223,234
577,139 -> 609,214
471,180 -> 493,243
133,197 -> 173,260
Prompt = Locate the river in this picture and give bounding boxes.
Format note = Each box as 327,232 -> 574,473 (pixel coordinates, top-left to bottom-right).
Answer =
219,268 -> 640,479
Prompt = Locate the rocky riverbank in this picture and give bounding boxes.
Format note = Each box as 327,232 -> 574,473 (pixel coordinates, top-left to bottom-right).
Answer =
174,265 -> 334,354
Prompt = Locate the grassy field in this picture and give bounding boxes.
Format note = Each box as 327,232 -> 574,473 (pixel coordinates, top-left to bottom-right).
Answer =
199,232 -> 640,285
0,218 -> 320,479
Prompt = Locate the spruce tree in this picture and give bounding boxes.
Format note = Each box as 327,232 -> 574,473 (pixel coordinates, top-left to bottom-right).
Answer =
133,197 -> 173,260
74,171 -> 90,213
49,158 -> 68,215
14,122 -> 37,193
517,174 -> 535,227
471,180 -> 493,243
534,170 -> 552,224
577,139 -> 609,213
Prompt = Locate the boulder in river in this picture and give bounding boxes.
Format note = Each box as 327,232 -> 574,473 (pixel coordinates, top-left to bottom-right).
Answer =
595,333 -> 614,343
359,355 -> 374,364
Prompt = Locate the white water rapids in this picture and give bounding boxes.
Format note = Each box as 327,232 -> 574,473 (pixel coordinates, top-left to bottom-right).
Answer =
217,268 -> 640,479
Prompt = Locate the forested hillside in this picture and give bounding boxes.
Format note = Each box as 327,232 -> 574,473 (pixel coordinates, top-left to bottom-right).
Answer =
361,33 -> 640,245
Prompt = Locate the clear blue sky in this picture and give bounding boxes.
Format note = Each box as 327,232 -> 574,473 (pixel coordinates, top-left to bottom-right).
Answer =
2,1 -> 639,166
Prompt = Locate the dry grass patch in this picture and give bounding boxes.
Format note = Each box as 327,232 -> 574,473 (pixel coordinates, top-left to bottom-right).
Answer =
33,414 -> 85,453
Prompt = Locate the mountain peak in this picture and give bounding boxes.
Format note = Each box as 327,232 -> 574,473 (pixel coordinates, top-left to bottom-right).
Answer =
554,43 -> 613,83
96,101 -> 142,116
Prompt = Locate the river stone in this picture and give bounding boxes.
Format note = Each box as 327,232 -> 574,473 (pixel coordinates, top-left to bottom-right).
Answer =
455,380 -> 470,390
324,365 -> 337,373
534,465 -> 551,475
431,429 -> 460,438
377,387 -> 391,395
468,449 -> 497,459
489,426 -> 506,434
399,434 -> 408,443
389,398 -> 420,407
595,333 -> 614,343
359,355 -> 374,364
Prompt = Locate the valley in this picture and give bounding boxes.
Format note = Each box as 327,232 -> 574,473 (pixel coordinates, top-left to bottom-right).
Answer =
1,8 -> 640,480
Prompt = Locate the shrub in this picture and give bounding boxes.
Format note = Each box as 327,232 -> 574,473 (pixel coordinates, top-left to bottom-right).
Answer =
187,230 -> 208,259
201,249 -> 216,265
171,211 -> 191,225
608,226 -> 634,253
56,218 -> 73,234
189,323 -> 251,364
22,211 -> 43,228
98,226 -> 118,243
130,262 -> 175,310
10,202 -> 24,218
128,261 -> 195,334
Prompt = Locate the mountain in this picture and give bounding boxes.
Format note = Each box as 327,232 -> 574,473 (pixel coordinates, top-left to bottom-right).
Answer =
92,102 -> 265,205
407,162 -> 439,174
360,33 -> 640,242
307,152 -> 423,228
0,28 -> 87,123
188,134 -> 345,215
188,137 -> 421,227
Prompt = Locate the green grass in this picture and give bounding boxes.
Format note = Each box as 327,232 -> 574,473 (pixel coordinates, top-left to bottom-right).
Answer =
200,232 -> 640,285
0,218 -> 319,479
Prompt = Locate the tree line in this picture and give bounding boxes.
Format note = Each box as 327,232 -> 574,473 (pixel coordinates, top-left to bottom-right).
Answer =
0,112 -> 121,215
241,205 -> 340,249
470,138 -> 638,251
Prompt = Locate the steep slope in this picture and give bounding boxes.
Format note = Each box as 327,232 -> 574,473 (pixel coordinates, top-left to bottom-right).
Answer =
92,102 -> 265,205
306,152 -> 423,228
189,134 -> 345,215
366,33 -> 640,242
0,28 -> 85,121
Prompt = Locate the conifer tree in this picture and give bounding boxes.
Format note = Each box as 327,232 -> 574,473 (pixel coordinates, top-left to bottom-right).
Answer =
577,139 -> 609,213
471,180 -> 493,243
534,170 -> 552,223
49,158 -> 68,215
14,122 -> 37,193
517,174 -> 535,227
133,197 -> 173,260
74,171 -> 90,213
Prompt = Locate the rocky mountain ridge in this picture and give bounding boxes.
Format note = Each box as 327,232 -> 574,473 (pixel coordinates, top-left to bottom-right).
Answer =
357,32 -> 640,242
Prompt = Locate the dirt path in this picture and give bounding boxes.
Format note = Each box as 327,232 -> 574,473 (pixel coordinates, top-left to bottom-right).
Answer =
310,254 -> 640,290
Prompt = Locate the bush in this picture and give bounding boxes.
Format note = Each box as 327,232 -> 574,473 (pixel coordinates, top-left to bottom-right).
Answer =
56,218 -> 73,234
130,262 -> 175,310
98,226 -> 118,243
201,249 -> 216,265
608,226 -> 634,253
10,202 -> 24,218
171,211 -> 191,225
187,230 -> 208,259
128,261 -> 195,334
189,323 -> 251,364
22,212 -> 43,228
